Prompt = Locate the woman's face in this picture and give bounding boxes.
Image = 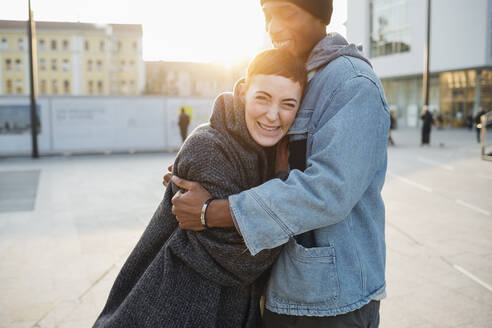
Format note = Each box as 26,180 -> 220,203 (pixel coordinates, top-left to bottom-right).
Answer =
242,74 -> 302,147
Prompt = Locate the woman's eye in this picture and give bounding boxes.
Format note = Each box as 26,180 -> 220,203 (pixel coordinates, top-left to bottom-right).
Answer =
282,102 -> 296,110
256,96 -> 268,102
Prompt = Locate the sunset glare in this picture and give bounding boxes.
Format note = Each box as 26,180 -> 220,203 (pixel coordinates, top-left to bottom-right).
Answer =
0,0 -> 347,64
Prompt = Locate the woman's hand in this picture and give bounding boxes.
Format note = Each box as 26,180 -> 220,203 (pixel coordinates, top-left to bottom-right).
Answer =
162,165 -> 173,187
275,137 -> 289,175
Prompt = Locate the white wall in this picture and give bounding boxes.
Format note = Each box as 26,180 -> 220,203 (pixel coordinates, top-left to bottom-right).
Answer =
346,0 -> 369,49
431,0 -> 489,72
485,0 -> 492,66
347,0 -> 491,79
0,95 -> 215,156
0,52 -> 3,94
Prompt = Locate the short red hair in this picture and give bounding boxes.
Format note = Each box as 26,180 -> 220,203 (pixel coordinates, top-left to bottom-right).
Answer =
245,48 -> 307,91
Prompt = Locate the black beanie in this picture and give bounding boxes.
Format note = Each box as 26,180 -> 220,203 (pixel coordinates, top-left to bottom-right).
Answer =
260,0 -> 333,25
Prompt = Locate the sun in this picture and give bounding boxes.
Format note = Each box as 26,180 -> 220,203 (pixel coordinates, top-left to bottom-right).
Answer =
142,0 -> 268,63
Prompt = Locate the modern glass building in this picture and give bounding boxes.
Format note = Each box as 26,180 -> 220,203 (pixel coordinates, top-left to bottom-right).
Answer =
347,0 -> 492,127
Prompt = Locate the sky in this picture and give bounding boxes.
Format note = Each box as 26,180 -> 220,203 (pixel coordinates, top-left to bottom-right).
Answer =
0,0 -> 347,64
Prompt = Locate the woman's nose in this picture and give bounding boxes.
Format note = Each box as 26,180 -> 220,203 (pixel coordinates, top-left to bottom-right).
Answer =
265,106 -> 279,122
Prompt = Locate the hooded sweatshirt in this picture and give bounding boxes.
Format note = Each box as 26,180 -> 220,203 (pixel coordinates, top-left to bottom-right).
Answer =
289,33 -> 371,172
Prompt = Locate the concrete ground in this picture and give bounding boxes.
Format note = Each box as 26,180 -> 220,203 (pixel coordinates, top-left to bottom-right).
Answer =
0,127 -> 491,328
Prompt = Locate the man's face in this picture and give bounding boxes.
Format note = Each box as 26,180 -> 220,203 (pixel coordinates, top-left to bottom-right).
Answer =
263,2 -> 324,60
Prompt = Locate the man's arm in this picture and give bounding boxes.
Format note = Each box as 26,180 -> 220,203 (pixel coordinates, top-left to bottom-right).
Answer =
229,76 -> 389,254
170,179 -> 234,230
171,136 -> 290,230
174,76 -> 389,255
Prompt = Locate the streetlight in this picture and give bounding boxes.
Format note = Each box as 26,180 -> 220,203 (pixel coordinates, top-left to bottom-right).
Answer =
27,0 -> 39,158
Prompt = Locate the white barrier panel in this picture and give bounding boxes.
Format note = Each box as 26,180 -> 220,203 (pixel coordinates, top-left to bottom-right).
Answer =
0,97 -> 52,154
51,97 -> 167,152
0,95 -> 215,156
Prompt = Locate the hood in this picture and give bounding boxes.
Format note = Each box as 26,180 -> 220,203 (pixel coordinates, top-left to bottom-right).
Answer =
305,32 -> 372,73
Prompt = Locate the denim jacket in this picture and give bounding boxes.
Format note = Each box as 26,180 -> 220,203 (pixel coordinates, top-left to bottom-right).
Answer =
229,35 -> 390,316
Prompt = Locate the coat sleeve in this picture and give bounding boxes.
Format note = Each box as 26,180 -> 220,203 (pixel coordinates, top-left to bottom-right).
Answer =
170,130 -> 282,287
229,76 -> 390,255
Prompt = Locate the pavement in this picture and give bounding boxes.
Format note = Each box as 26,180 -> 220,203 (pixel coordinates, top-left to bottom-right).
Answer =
0,127 -> 491,328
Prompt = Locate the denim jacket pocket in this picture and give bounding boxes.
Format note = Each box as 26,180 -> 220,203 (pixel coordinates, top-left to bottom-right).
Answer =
268,238 -> 340,305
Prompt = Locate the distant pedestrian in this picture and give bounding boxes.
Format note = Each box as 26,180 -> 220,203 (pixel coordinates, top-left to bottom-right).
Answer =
421,107 -> 434,146
388,111 -> 396,146
178,107 -> 190,142
465,114 -> 473,130
436,112 -> 444,129
474,108 -> 486,143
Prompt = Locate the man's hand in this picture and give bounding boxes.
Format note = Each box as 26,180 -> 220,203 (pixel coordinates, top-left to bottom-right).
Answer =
171,175 -> 211,231
162,165 -> 173,187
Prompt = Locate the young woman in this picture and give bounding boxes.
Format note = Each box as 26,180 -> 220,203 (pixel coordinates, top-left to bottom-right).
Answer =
93,49 -> 307,328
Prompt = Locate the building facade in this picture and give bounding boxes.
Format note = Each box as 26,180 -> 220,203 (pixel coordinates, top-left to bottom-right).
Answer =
347,0 -> 492,127
145,60 -> 247,98
0,20 -> 144,96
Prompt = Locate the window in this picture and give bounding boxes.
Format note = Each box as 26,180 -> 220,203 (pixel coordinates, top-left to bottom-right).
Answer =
39,58 -> 46,71
85,40 -> 90,51
63,80 -> 70,94
88,80 -> 94,94
96,60 -> 102,72
132,41 -> 137,51
52,80 -> 58,94
129,60 -> 134,69
40,80 -> 47,94
117,41 -> 122,51
39,39 -> 45,51
62,40 -> 69,51
129,80 -> 135,92
99,41 -> 105,52
1,38 -> 7,50
6,80 -> 12,93
15,79 -> 22,94
51,39 -> 57,50
370,0 -> 411,57
97,80 -> 103,93
15,59 -> 21,72
62,59 -> 70,72
18,38 -> 24,51
121,60 -> 125,72
121,80 -> 126,93
51,59 -> 57,71
87,60 -> 93,72
5,58 -> 12,71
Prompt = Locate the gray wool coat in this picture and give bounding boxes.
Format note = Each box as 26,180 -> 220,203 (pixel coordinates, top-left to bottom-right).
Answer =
93,89 -> 282,328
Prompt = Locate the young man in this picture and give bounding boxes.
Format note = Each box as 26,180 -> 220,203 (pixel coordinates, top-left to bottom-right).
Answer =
169,0 -> 390,326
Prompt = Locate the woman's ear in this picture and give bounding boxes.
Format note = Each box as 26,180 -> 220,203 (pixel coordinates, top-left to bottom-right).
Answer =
233,77 -> 247,107
236,81 -> 247,105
